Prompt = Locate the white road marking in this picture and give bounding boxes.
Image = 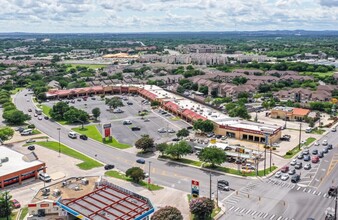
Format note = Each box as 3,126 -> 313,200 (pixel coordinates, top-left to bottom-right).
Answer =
270,214 -> 276,219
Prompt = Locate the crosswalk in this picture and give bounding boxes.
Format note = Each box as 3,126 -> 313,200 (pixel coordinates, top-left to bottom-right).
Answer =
227,205 -> 294,220
224,182 -> 258,205
266,179 -> 334,199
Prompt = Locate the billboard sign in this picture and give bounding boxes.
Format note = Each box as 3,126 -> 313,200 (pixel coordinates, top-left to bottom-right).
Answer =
102,123 -> 112,138
191,180 -> 199,197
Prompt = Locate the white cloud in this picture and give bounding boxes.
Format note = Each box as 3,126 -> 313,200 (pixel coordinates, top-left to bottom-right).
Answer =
0,0 -> 336,32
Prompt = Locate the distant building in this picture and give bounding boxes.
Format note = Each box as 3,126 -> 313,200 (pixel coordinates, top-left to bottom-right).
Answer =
270,107 -> 310,121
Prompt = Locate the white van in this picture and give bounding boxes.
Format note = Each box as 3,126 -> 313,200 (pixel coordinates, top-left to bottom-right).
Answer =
21,129 -> 33,136
68,131 -> 77,139
123,120 -> 132,125
305,127 -> 312,133
39,172 -> 51,182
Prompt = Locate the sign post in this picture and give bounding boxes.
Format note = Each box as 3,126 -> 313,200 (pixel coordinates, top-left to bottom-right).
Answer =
102,123 -> 112,142
191,180 -> 200,198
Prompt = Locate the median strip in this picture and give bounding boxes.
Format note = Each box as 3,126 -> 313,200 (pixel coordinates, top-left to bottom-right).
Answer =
34,141 -> 103,170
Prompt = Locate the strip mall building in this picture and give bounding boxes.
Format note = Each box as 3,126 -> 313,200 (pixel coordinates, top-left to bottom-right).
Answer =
46,85 -> 281,144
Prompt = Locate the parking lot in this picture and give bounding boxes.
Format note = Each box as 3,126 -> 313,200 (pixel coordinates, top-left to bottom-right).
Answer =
44,94 -> 190,145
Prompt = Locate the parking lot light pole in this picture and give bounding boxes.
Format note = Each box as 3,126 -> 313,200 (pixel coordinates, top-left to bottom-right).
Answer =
57,128 -> 61,157
148,161 -> 151,190
298,123 -> 302,150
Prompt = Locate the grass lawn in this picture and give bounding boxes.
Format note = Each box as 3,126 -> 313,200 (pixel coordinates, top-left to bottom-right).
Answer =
159,155 -> 203,167
301,71 -> 335,77
11,87 -> 24,95
35,141 -> 103,170
19,207 -> 28,220
105,170 -> 163,191
283,137 -> 316,159
66,64 -> 107,72
310,128 -> 325,135
204,164 -> 277,177
72,125 -> 130,149
32,129 -> 41,135
40,104 -> 51,117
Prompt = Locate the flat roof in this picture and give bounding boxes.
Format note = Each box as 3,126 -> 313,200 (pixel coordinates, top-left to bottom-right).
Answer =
58,179 -> 153,220
0,146 -> 44,177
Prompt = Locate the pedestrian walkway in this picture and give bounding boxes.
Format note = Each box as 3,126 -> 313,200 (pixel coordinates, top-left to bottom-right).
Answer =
226,205 -> 294,220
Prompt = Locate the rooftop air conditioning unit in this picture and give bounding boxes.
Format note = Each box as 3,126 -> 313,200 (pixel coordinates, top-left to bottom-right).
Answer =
82,178 -> 89,185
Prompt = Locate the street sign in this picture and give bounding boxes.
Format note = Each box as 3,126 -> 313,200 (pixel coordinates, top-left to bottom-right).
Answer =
102,123 -> 112,138
191,180 -> 199,197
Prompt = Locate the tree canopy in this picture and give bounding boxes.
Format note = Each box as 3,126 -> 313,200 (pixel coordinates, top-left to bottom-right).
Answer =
164,141 -> 192,159
193,120 -> 214,133
189,197 -> 214,220
92,107 -> 101,120
176,128 -> 189,138
135,135 -> 155,152
0,191 -> 13,218
106,97 -> 123,109
0,127 -> 14,142
2,109 -> 31,125
125,167 -> 145,183
198,146 -> 226,167
151,206 -> 183,220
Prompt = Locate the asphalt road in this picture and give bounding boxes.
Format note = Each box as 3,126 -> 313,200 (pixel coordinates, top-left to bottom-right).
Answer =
14,89 -> 246,201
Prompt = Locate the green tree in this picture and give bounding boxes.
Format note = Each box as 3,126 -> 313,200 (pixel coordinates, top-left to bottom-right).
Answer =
0,191 -> 13,218
63,107 -> 89,124
50,101 -> 70,120
198,146 -> 226,167
189,197 -> 214,220
151,206 -> 183,220
0,127 -> 14,142
165,141 -> 192,159
176,128 -> 189,138
232,76 -> 247,85
37,92 -> 47,101
198,86 -> 208,95
106,97 -> 123,109
193,120 -> 214,133
176,86 -> 185,94
228,105 -> 251,119
3,110 -> 31,125
125,167 -> 145,183
92,107 -> 101,120
135,135 -> 155,152
156,143 -> 169,156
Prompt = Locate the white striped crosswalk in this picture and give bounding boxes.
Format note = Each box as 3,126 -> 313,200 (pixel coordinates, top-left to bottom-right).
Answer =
226,205 -> 295,220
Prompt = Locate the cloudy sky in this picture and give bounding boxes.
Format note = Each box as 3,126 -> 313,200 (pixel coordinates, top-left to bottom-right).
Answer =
0,0 -> 337,33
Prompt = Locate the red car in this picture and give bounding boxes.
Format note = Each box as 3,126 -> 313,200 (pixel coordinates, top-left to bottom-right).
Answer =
11,199 -> 21,208
281,166 -> 289,173
312,156 -> 319,163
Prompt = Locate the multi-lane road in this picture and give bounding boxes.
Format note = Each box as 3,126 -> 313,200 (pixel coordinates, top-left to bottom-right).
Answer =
14,89 -> 338,219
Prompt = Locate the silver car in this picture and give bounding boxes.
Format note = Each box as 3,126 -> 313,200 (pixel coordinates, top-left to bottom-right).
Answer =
281,174 -> 289,181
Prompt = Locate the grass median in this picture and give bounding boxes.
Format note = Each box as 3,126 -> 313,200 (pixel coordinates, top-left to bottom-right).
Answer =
283,137 -> 316,159
105,170 -> 163,191
19,207 -> 28,220
158,155 -> 203,167
72,125 -> 130,149
34,141 -> 103,170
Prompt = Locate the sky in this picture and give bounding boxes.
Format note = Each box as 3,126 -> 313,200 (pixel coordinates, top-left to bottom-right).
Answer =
0,0 -> 337,33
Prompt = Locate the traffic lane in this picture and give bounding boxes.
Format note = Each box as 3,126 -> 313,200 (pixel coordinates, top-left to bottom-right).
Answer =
281,189 -> 334,219
317,159 -> 338,192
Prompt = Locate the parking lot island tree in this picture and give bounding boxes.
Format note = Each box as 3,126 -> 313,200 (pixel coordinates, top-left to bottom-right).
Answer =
164,141 -> 192,159
151,206 -> 183,220
193,119 -> 214,133
125,167 -> 146,183
156,142 -> 169,156
91,107 -> 101,121
189,197 -> 215,220
176,128 -> 190,138
105,97 -> 123,109
135,135 -> 155,152
0,127 -> 14,143
198,146 -> 227,167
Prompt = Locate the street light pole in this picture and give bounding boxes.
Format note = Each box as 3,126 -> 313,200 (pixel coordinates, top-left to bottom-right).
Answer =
209,172 -> 212,200
298,123 -> 302,150
148,161 -> 151,190
5,191 -> 9,220
263,133 -> 269,176
216,179 -> 219,207
57,128 -> 61,157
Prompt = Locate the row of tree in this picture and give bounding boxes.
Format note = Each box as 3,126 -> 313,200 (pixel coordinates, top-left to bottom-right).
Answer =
49,101 -> 89,124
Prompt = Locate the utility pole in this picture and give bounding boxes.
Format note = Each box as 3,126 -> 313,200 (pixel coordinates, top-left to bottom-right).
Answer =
209,173 -> 212,200
57,127 -> 61,157
263,133 -> 269,176
270,138 -> 272,172
334,189 -> 337,220
298,123 -> 302,150
216,179 -> 219,207
5,191 -> 9,220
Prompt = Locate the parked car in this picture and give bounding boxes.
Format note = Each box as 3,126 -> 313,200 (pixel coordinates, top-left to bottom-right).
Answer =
80,134 -> 88,140
280,135 -> 291,141
303,149 -> 309,155
16,127 -> 25,133
172,138 -> 180,142
113,109 -> 123,113
158,128 -> 167,133
291,174 -> 301,183
312,149 -> 318,155
314,142 -> 319,146
44,116 -> 49,120
281,174 -> 289,181
304,163 -> 311,170
303,155 -> 310,161
21,129 -> 33,136
295,162 -> 303,169
275,171 -> 282,178
28,145 -> 35,151
104,164 -> 115,170
281,166 -> 289,173
318,151 -> 324,158
11,199 -> 21,209
38,116 -> 43,120
331,127 -> 337,132
206,132 -> 214,138
123,120 -> 132,125
290,159 -> 297,166
28,108 -> 32,112
136,158 -> 145,164
131,126 -> 141,131
297,153 -> 304,159
322,140 -> 328,146
167,129 -> 176,133
127,101 -> 133,105
288,169 -> 296,175
312,155 -> 320,163
328,144 -> 333,150
26,139 -> 36,143
323,147 -> 329,153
